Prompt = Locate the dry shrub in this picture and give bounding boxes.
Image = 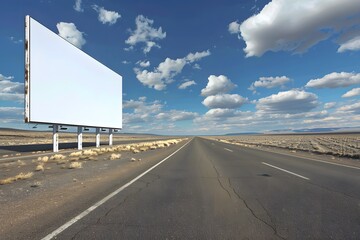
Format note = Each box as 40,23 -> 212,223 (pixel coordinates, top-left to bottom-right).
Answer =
35,163 -> 44,171
132,149 -> 140,154
17,160 -> 26,166
0,172 -> 34,185
130,158 -> 136,162
68,162 -> 82,169
50,154 -> 66,160
69,151 -> 82,157
110,153 -> 121,160
82,150 -> 98,156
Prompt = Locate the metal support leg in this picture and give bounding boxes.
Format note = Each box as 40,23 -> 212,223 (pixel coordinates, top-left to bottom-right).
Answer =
53,124 -> 59,152
77,126 -> 83,150
109,129 -> 113,146
96,127 -> 100,148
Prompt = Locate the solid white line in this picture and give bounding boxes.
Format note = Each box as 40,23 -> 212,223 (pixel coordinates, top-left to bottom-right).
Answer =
224,148 -> 233,152
262,162 -> 310,180
41,139 -> 192,240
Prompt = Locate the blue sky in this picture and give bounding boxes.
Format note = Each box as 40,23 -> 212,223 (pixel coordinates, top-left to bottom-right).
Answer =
0,0 -> 359,135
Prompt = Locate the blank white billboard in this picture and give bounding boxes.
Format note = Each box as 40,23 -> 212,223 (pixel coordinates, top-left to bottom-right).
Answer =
25,16 -> 122,129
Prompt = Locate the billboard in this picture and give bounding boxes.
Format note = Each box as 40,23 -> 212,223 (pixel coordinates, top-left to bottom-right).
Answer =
25,16 -> 122,129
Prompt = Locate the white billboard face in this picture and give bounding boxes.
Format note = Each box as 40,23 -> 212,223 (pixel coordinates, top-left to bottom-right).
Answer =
25,16 -> 122,129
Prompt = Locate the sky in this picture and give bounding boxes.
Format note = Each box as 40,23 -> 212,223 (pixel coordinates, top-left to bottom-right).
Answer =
0,0 -> 359,135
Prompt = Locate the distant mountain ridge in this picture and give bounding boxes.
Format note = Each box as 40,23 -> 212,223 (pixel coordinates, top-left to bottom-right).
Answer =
225,127 -> 360,135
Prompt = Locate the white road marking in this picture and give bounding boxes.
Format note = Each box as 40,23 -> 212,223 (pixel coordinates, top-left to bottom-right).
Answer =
262,162 -> 310,180
217,140 -> 360,170
224,148 -> 233,152
41,139 -> 192,240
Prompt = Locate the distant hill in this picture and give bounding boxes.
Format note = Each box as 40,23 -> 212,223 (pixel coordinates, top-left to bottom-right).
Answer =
225,132 -> 259,136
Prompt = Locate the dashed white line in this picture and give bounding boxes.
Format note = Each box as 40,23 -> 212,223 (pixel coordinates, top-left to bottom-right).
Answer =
41,139 -> 192,240
224,148 -> 233,152
262,162 -> 310,180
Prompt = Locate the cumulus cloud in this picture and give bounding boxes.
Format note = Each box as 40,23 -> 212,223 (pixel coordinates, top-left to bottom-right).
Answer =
125,15 -> 166,54
249,76 -> 290,91
342,88 -> 360,98
306,72 -> 360,88
201,75 -> 236,97
338,102 -> 360,114
137,60 -> 150,68
0,107 -> 23,123
0,74 -> 23,101
256,90 -> 318,113
178,80 -> 196,90
73,0 -> 83,12
56,22 -> 86,48
92,5 -> 121,25
338,36 -> 360,53
324,102 -> 336,109
185,50 -> 211,63
156,110 -> 198,121
135,50 -> 210,90
204,108 -> 237,118
228,21 -> 241,35
231,0 -> 360,57
202,94 -> 247,109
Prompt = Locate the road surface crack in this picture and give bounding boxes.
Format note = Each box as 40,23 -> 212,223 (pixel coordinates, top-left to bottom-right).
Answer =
228,178 -> 286,240
209,158 -> 232,199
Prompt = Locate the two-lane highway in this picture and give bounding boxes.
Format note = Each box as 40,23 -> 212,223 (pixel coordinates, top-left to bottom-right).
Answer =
41,137 -> 359,239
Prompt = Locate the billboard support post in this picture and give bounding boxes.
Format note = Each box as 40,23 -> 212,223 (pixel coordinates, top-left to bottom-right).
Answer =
96,128 -> 100,148
77,126 -> 83,150
109,129 -> 113,146
53,124 -> 59,152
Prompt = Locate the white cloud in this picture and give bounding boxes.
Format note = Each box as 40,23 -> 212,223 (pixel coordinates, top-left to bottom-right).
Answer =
137,60 -> 150,68
156,110 -> 198,121
234,0 -> 360,57
135,50 -> 210,90
306,72 -> 360,88
122,60 -> 131,64
9,36 -> 23,44
249,76 -> 290,91
73,0 -> 83,12
92,5 -> 121,25
338,36 -> 360,53
56,22 -> 86,48
337,102 -> 360,114
204,108 -> 237,118
185,50 -> 211,63
202,94 -> 247,109
0,107 -> 23,121
179,80 -> 196,90
193,63 -> 201,70
324,102 -> 336,109
0,74 -> 23,101
201,75 -> 236,97
125,15 -> 166,54
256,90 -> 318,113
342,88 -> 360,98
228,21 -> 241,34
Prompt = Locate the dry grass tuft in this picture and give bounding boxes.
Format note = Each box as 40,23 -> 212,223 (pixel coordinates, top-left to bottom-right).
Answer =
69,151 -> 82,157
68,162 -> 82,169
35,163 -> 44,171
17,160 -> 26,166
130,157 -> 136,162
0,172 -> 34,185
50,154 -> 66,160
110,153 -> 121,160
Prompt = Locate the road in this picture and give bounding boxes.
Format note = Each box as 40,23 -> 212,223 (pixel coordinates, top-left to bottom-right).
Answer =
5,137 -> 360,239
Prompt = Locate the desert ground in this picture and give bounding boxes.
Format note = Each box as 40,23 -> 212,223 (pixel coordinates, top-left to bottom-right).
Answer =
209,133 -> 360,159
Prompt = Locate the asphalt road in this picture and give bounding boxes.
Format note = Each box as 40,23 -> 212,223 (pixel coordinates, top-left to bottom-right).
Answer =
31,136 -> 359,240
